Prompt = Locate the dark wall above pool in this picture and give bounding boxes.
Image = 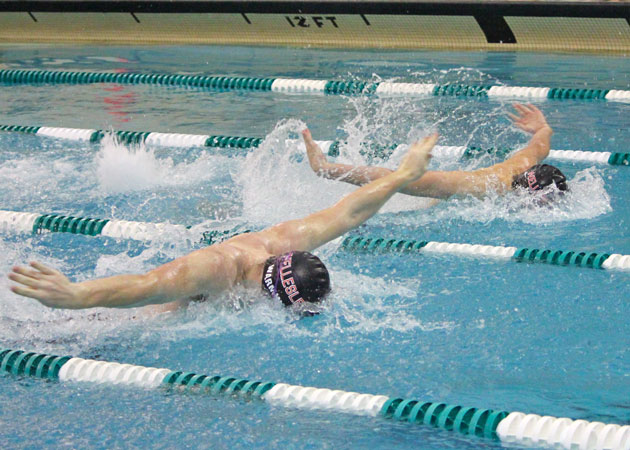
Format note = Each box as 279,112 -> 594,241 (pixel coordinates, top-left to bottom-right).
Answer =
0,1 -> 629,52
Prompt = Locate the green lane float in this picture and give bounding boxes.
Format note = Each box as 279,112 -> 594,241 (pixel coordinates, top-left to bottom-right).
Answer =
0,123 -> 623,166
341,235 -> 629,271
1,347 -> 628,450
2,69 -> 630,102
1,210 -> 629,271
33,214 -> 110,236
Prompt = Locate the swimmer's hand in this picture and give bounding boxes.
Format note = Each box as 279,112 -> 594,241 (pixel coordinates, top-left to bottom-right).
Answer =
509,103 -> 551,134
396,133 -> 436,181
8,262 -> 83,309
302,128 -> 330,175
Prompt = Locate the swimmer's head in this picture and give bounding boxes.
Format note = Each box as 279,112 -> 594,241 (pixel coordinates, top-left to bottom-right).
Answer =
261,251 -> 331,310
512,164 -> 568,205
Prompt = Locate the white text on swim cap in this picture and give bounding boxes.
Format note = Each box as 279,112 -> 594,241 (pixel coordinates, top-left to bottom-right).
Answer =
279,253 -> 304,304
263,262 -> 276,297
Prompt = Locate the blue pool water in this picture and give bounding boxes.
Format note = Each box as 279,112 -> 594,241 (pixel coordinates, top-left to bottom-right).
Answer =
1,46 -> 629,449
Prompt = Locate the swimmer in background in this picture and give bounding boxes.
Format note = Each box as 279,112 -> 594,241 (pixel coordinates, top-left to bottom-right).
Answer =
304,103 -> 567,204
8,132 -> 436,314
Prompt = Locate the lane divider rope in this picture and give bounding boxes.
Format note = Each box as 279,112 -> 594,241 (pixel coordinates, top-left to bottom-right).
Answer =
0,210 -> 196,243
1,124 -> 626,166
1,209 -> 629,271
341,236 -> 630,271
1,69 -> 629,103
1,347 -> 628,450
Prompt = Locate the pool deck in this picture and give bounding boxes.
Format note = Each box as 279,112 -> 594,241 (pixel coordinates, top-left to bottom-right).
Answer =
0,0 -> 629,52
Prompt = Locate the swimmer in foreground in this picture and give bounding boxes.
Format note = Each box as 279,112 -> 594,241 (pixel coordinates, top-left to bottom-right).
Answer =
8,132 -> 436,313
304,104 -> 567,204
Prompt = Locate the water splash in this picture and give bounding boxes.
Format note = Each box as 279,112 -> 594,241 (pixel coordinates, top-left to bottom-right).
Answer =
0,154 -> 86,207
0,67 -> 616,354
381,167 -> 611,227
237,119 -> 354,225
128,263 -> 452,345
95,134 -> 174,193
95,134 -> 236,194
0,238 -> 137,355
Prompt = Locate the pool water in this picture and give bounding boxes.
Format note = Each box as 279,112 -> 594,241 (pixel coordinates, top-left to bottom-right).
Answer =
1,45 -> 629,449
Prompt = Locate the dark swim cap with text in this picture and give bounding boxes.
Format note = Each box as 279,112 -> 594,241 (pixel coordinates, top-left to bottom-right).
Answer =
512,164 -> 568,193
261,251 -> 331,306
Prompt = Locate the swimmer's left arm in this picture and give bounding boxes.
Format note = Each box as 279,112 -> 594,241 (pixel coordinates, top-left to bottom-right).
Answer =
303,129 -> 392,185
505,103 -> 553,169
263,133 -> 436,253
408,104 -> 553,196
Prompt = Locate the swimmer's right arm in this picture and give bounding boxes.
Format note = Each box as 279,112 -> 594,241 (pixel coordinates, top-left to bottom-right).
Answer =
304,129 -> 457,199
408,104 -> 554,197
304,128 -> 395,187
9,247 -> 238,309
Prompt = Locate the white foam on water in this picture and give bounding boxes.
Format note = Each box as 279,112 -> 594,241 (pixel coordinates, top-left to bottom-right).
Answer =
0,72 -> 613,351
0,239 -> 140,355
0,155 -> 84,205
95,134 -> 236,194
237,119 -> 356,225
343,79 -> 513,167
315,265 -> 456,338
392,167 -> 611,227
124,257 -> 454,346
413,66 -> 497,85
96,136 -> 167,193
236,112 -> 447,225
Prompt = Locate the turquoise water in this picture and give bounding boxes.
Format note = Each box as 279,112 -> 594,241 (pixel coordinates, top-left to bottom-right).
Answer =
1,46 -> 629,449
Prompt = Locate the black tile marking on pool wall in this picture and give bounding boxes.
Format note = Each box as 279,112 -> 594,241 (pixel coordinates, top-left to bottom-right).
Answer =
474,15 -> 516,44
1,1 -> 629,19
130,12 -> 140,23
27,11 -> 37,22
241,13 -> 251,24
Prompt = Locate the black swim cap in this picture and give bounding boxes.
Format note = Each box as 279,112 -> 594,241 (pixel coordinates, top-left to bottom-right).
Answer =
512,164 -> 568,204
261,251 -> 331,307
511,164 -> 568,207
512,164 -> 568,192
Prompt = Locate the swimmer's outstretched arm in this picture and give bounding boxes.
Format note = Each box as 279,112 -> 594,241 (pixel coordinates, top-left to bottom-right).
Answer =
304,128 -> 394,187
260,131 -> 436,254
303,128 -> 461,198
8,244 -> 240,309
502,103 -> 553,170
8,132 -> 436,310
304,103 -> 553,199
8,135 -> 434,309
